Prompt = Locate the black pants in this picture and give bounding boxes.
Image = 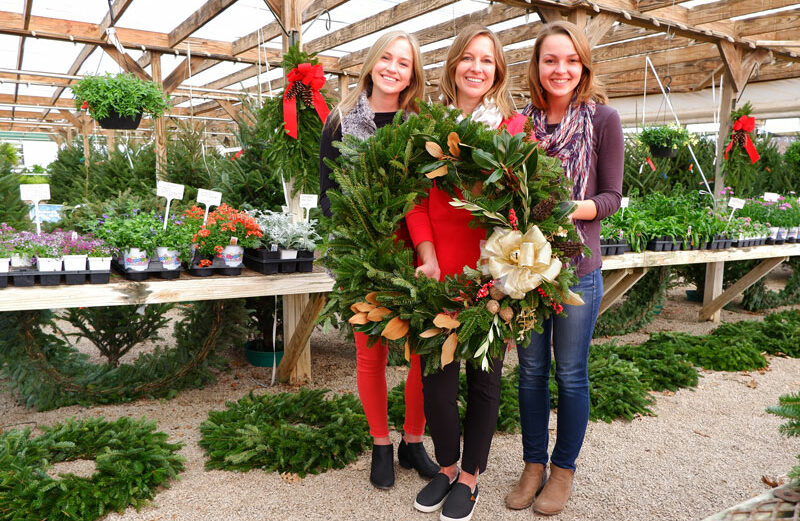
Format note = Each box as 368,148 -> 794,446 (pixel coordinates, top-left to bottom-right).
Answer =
421,354 -> 505,475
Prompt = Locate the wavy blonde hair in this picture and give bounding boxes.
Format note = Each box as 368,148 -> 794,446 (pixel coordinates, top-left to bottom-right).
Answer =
326,31 -> 424,131
527,21 -> 607,109
437,24 -> 515,119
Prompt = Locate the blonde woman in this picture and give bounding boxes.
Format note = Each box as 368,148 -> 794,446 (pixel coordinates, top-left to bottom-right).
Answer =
407,24 -> 525,521
318,31 -> 438,490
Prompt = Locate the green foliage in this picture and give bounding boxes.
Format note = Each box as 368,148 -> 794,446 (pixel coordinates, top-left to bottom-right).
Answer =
199,389 -> 371,477
647,330 -> 767,371
0,300 -> 248,410
0,142 -> 18,167
0,416 -> 184,521
767,392 -> 800,484
0,173 -> 30,230
638,124 -> 693,149
724,134 -> 798,197
622,136 -> 715,195
585,354 -> 655,422
730,101 -> 753,121
592,341 -> 698,392
71,73 -> 170,119
784,140 -> 800,172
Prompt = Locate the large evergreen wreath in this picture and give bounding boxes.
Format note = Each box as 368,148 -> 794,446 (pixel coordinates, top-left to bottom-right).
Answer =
0,416 -> 184,521
322,103 -> 585,374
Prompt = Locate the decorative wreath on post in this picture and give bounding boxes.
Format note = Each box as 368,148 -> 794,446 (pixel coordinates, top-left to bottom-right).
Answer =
321,103 -> 586,375
725,101 -> 760,164
0,416 -> 184,521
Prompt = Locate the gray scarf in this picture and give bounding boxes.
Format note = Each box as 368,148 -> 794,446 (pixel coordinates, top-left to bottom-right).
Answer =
340,91 -> 376,140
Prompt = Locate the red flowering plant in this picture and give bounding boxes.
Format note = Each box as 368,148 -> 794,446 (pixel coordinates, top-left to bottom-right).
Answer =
190,204 -> 262,265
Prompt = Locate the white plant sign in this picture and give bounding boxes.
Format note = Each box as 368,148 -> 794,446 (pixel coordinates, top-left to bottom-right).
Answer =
299,194 -> 318,223
156,181 -> 185,230
197,188 -> 222,225
20,183 -> 50,235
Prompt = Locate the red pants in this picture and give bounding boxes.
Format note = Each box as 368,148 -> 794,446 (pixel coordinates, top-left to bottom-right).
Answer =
355,331 -> 426,438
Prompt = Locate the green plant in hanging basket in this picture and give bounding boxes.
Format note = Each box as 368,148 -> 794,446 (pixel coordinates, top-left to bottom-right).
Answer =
638,124 -> 693,158
71,72 -> 170,123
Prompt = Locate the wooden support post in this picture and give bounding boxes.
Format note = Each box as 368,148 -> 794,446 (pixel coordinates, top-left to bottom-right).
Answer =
714,72 -> 735,202
568,9 -> 587,29
699,257 -> 788,321
106,130 -> 115,152
702,261 -> 725,322
278,292 -> 327,384
335,73 -> 347,101
150,52 -> 167,179
537,6 -> 564,23
602,268 -> 633,295
599,267 -> 649,315
216,99 -> 241,120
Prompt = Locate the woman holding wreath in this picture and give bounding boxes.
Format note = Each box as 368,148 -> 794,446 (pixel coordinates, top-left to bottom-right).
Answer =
318,31 -> 439,490
504,21 -> 623,516
408,24 -> 526,521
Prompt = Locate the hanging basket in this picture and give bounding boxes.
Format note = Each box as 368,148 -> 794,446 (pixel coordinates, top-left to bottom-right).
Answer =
649,145 -> 678,159
97,110 -> 143,130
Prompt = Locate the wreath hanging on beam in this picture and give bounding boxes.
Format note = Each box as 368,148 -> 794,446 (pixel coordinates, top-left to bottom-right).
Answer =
321,103 -> 587,375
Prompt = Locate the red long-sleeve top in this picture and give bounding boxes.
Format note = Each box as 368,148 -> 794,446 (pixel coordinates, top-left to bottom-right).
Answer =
406,114 -> 527,279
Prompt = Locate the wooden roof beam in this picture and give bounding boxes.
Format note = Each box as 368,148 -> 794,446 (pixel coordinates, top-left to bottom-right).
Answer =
689,0 -> 799,26
12,0 -> 34,108
717,40 -> 771,92
162,56 -> 215,94
168,0 -> 238,48
102,46 -> 152,81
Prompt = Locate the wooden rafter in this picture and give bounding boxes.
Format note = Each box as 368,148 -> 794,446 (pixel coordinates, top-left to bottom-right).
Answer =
12,0 -> 33,115
168,0 -> 238,47
689,0 -> 799,26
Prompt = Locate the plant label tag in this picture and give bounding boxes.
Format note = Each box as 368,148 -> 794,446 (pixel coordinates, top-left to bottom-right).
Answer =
620,197 -> 630,208
157,181 -> 184,201
299,194 -> 318,222
763,192 -> 780,202
197,188 -> 222,208
71,231 -> 78,241
230,236 -> 238,246
19,183 -> 50,203
728,197 -> 745,209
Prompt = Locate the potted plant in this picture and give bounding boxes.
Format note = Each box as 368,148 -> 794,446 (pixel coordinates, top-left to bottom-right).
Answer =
154,214 -> 197,273
95,210 -> 160,271
639,124 -> 693,158
191,204 -> 262,270
70,72 -> 170,130
0,239 -> 11,274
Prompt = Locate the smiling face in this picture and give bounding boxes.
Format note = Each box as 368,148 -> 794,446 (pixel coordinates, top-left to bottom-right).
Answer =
538,33 -> 584,105
370,37 -> 414,100
454,34 -> 497,113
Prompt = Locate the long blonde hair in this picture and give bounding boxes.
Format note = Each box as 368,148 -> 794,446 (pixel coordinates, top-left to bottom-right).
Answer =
527,21 -> 607,109
326,31 -> 424,131
437,24 -> 515,119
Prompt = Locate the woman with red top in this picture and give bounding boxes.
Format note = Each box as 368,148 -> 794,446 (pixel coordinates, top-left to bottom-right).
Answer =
504,21 -> 623,516
408,24 -> 526,521
319,31 -> 439,490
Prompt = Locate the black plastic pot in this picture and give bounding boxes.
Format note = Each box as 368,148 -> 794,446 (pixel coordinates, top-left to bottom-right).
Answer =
649,145 -> 678,158
296,250 -> 314,272
97,110 -> 143,130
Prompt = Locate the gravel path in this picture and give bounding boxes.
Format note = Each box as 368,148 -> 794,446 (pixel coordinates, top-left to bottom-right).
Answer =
2,278 -> 799,521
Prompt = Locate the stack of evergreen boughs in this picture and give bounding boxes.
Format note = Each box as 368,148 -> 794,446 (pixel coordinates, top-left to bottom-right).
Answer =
0,300 -> 248,411
0,416 -> 184,521
199,389 -> 371,477
768,392 -> 800,484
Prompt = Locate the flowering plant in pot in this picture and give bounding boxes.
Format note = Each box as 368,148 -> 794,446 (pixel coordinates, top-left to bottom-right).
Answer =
191,204 -> 262,267
94,210 -> 160,270
0,239 -> 11,272
154,214 -> 198,270
70,72 -> 170,130
87,238 -> 114,271
638,124 -> 693,158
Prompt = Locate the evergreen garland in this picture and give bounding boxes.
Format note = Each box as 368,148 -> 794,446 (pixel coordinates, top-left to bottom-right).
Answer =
0,300 -> 248,411
199,389 -> 371,477
0,416 -> 184,521
767,392 -> 800,484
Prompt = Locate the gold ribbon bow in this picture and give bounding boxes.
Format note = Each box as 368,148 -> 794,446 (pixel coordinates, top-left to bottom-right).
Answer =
480,226 -> 583,306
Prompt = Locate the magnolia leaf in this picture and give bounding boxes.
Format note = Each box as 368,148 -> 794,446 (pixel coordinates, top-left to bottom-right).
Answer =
426,141 -> 444,159
420,327 -> 443,338
472,148 -> 496,170
348,312 -> 369,325
367,307 -> 392,322
484,169 -> 503,184
353,302 -> 376,313
425,164 -> 448,179
433,313 -> 460,329
447,132 -> 461,157
349,303 -> 361,313
404,339 -> 411,362
440,332 -> 458,368
381,316 -> 409,340
365,292 -> 380,305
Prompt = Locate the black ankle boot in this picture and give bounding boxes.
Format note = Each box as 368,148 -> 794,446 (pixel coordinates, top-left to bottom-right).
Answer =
370,444 -> 394,489
398,438 -> 439,479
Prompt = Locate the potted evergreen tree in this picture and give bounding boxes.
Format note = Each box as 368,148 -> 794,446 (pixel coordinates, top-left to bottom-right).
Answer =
71,73 -> 170,130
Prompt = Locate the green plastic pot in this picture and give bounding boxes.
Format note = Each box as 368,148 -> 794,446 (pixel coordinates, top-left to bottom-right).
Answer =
244,339 -> 283,367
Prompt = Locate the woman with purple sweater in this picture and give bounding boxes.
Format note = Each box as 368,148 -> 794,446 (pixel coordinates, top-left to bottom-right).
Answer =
504,21 -> 623,516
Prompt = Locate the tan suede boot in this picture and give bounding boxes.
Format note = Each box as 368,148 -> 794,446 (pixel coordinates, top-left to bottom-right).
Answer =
504,462 -> 546,510
532,464 -> 574,515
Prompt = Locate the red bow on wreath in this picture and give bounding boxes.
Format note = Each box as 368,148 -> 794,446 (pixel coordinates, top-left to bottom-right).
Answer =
724,115 -> 760,164
283,63 -> 330,139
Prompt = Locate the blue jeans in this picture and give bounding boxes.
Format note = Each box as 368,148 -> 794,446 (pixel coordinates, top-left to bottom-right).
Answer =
517,268 -> 603,471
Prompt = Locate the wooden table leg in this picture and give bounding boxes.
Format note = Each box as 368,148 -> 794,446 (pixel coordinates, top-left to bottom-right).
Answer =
702,261 -> 725,322
278,292 -> 327,384
699,257 -> 788,321
598,267 -> 649,315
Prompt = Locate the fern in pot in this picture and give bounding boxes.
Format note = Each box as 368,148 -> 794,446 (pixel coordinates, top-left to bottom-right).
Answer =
71,72 -> 170,130
638,124 -> 693,159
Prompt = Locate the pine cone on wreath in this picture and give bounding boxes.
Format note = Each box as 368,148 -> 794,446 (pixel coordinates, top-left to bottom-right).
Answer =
285,81 -> 302,100
299,83 -> 315,108
531,196 -> 557,222
553,239 -> 584,258
732,129 -> 747,147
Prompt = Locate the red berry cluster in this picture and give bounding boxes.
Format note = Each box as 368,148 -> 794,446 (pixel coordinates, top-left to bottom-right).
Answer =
509,209 -> 518,231
476,279 -> 496,299
537,286 -> 564,315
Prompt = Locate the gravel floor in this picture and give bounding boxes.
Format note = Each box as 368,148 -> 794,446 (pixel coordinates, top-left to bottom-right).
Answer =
2,275 -> 799,521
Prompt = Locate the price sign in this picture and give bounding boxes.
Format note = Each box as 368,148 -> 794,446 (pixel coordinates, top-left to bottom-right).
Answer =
728,197 -> 745,209
620,197 -> 630,208
197,188 -> 222,225
299,193 -> 318,222
763,192 -> 780,202
20,183 -> 51,235
156,181 -> 185,231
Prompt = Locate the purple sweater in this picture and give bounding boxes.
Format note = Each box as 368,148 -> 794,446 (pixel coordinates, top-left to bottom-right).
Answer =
511,103 -> 623,277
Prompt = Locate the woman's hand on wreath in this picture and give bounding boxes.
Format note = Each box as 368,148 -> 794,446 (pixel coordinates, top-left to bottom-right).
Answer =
415,241 -> 441,280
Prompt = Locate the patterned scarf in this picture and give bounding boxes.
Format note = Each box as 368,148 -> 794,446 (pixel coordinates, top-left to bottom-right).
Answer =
522,100 -> 596,243
340,91 -> 376,140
